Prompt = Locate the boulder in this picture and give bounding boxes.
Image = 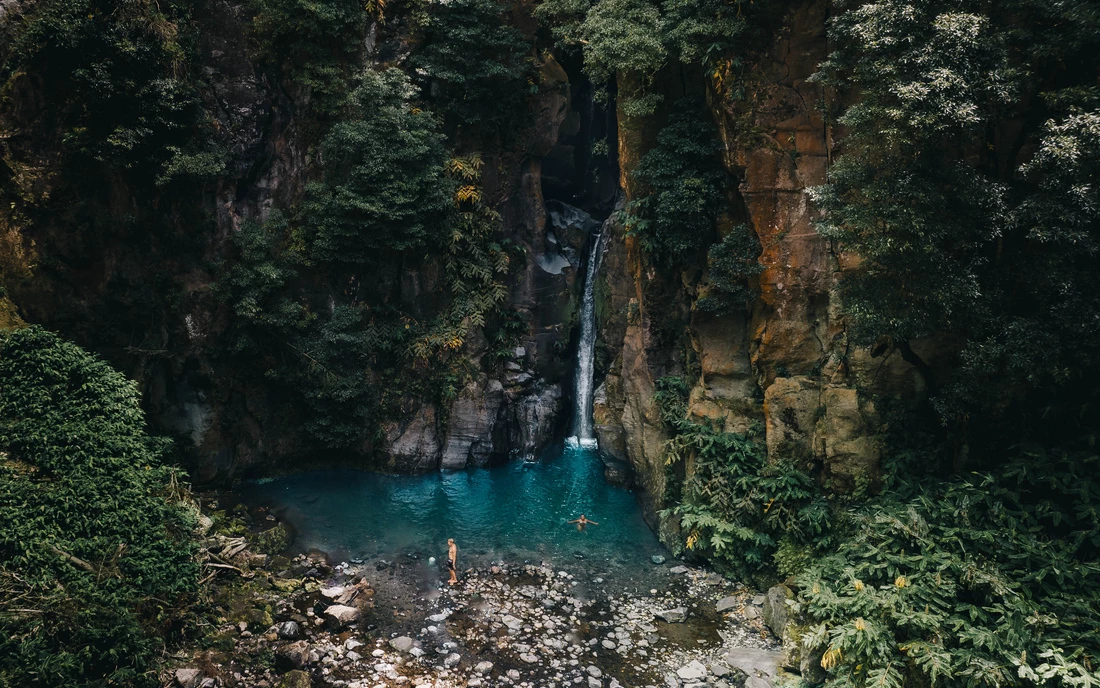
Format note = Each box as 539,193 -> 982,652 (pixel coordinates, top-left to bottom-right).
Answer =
277,670 -> 311,688
175,668 -> 202,688
716,596 -> 739,613
761,585 -> 794,636
389,636 -> 416,653
655,607 -> 688,623
677,660 -> 708,681
725,648 -> 782,680
322,604 -> 360,627
275,621 -> 300,639
444,652 -> 462,668
278,641 -> 311,669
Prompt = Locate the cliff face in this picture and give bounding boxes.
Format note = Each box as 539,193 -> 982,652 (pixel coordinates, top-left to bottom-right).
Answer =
594,0 -> 952,528
0,0 -> 615,480
1,0 -> 938,490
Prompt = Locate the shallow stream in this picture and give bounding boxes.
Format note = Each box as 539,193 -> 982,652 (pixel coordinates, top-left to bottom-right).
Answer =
242,445 -> 667,588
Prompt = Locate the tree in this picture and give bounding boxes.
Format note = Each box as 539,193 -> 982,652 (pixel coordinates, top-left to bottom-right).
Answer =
304,68 -> 453,264
410,0 -> 532,138
812,0 -> 1100,443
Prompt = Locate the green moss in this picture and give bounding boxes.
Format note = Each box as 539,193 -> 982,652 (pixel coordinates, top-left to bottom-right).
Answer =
253,523 -> 293,555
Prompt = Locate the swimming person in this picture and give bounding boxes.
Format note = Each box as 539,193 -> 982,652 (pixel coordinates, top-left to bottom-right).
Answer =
569,515 -> 598,531
447,538 -> 458,585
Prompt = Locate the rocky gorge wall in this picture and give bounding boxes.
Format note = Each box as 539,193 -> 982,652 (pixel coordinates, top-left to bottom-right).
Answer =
0,0 -> 941,493
592,0 -> 952,528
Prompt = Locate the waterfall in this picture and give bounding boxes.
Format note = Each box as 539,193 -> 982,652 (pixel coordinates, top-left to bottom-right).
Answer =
568,226 -> 607,449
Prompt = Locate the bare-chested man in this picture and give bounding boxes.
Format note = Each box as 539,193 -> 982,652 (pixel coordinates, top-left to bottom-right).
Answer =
446,538 -> 458,585
569,515 -> 598,532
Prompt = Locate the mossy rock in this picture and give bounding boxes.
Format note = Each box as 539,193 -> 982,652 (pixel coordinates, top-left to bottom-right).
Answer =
202,629 -> 237,652
277,670 -> 311,688
253,523 -> 292,555
246,608 -> 273,631
272,577 -> 302,593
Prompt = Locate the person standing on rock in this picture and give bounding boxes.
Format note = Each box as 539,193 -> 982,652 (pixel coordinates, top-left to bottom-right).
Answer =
446,538 -> 458,585
569,515 -> 598,532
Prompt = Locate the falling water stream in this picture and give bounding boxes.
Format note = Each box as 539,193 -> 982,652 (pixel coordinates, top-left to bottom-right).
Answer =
568,227 -> 607,448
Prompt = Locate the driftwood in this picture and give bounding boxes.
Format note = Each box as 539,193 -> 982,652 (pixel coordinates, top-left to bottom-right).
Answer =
47,545 -> 95,572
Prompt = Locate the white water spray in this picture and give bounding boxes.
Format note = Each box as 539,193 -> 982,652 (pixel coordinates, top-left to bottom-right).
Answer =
567,226 -> 607,449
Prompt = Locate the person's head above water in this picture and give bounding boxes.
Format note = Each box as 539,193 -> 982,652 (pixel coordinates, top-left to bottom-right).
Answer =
448,538 -> 454,545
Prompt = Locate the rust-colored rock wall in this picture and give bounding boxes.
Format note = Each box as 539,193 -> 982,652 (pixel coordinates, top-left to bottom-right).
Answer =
596,0 -> 939,525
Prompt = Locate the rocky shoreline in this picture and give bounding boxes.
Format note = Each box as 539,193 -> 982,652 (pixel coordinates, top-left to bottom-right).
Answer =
167,502 -> 800,688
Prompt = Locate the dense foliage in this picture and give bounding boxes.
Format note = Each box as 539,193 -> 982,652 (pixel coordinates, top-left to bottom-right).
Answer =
410,0 -> 532,138
218,74 -> 515,448
696,225 -> 765,314
812,0 -> 1100,445
536,0 -> 770,112
305,69 -> 453,264
246,0 -> 368,111
622,100 -> 728,263
655,377 -> 829,582
799,449 -> 1100,688
0,0 -> 209,181
0,327 -> 198,688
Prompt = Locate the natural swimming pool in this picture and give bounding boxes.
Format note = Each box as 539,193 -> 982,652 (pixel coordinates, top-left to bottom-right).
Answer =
242,445 -> 668,586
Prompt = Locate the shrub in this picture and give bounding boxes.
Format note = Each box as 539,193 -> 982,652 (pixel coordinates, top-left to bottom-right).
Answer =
624,100 -> 727,264
696,225 -> 764,314
655,376 -> 827,582
798,451 -> 1100,688
410,0 -> 532,138
0,327 -> 198,688
304,68 -> 453,264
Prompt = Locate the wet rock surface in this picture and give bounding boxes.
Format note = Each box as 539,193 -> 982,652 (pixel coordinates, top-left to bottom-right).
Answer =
166,544 -> 790,688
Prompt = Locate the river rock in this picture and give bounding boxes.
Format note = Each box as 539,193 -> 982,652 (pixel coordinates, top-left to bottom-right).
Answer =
175,668 -> 202,688
651,555 -> 666,564
275,621 -> 300,639
677,660 -> 708,681
716,596 -> 739,613
761,585 -> 794,636
390,636 -> 416,653
277,670 -> 311,688
587,666 -> 603,678
444,652 -> 462,668
323,604 -> 360,627
669,565 -> 689,574
655,607 -> 688,623
278,641 -> 311,669
474,660 -> 494,674
724,648 -> 782,679
321,585 -> 345,599
588,677 -> 603,688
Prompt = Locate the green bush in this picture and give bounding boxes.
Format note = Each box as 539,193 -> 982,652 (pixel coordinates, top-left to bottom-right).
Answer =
304,68 -> 453,264
0,327 -> 198,688
246,0 -> 367,111
655,376 -> 828,582
410,0 -> 532,138
0,0 -> 205,175
623,100 -> 727,264
696,225 -> 764,314
798,451 -> 1100,688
